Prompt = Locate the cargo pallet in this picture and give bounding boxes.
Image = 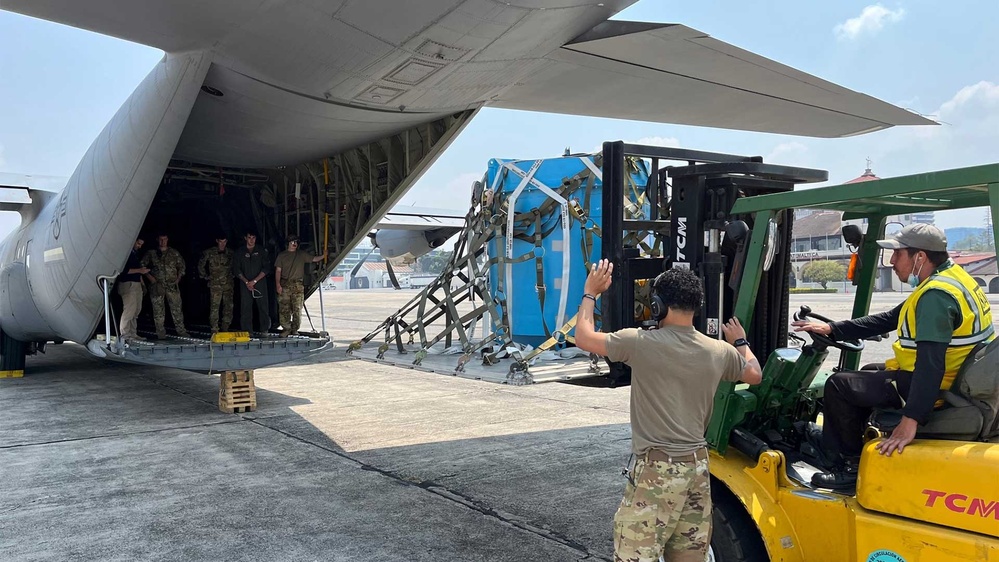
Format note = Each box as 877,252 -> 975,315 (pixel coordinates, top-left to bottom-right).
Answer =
219,369 -> 256,413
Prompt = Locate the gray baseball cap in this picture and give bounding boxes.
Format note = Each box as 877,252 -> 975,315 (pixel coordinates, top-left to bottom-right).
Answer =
876,223 -> 947,252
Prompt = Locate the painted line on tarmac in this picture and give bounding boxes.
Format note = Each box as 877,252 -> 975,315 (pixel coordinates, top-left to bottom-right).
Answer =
0,419 -> 242,450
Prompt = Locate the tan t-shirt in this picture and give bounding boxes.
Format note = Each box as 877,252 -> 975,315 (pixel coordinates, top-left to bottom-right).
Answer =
605,325 -> 746,455
274,250 -> 315,281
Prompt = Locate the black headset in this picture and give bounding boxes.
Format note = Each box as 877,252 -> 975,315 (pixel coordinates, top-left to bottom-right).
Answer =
649,271 -> 669,321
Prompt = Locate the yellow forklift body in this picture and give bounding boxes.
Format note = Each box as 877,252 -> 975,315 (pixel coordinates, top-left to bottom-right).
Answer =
711,442 -> 999,561
857,440 -> 999,539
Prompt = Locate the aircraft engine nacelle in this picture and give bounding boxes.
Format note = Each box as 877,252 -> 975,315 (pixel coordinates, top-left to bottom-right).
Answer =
373,229 -> 434,258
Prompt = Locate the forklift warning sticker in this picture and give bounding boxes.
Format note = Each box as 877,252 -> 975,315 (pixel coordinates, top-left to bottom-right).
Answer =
867,551 -> 905,562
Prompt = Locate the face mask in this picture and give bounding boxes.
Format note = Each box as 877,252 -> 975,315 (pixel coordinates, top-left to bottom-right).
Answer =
907,258 -> 924,288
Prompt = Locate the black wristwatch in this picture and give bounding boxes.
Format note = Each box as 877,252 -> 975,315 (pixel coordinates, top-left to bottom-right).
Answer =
733,338 -> 750,348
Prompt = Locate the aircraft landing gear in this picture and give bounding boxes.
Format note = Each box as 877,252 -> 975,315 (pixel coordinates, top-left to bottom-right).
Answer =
0,329 -> 26,378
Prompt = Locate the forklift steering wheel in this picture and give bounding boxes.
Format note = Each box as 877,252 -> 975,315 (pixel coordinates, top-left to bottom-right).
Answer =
794,305 -> 865,353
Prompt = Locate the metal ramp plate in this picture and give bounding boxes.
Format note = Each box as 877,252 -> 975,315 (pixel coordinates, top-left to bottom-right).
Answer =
87,335 -> 333,373
350,345 -> 602,385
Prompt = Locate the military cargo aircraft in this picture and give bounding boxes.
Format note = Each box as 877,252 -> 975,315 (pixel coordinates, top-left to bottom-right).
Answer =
0,0 -> 932,375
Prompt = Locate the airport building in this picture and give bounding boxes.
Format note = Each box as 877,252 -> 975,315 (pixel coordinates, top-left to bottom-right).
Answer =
787,165 -> 998,293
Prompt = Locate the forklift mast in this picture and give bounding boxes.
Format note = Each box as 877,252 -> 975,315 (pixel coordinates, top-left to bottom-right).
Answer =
599,141 -> 827,383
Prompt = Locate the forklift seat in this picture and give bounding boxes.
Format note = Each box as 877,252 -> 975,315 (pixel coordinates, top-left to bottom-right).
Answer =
870,338 -> 999,442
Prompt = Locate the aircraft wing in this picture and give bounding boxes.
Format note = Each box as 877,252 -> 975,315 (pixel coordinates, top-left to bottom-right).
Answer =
492,21 -> 934,138
0,187 -> 31,211
376,207 -> 466,231
0,174 -> 65,226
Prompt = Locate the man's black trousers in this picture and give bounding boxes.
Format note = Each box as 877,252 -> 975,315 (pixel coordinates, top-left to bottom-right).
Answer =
821,369 -> 912,461
239,284 -> 271,333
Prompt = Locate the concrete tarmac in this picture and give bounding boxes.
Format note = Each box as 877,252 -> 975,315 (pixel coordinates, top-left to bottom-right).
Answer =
5,290 -> 997,561
0,337 -> 632,561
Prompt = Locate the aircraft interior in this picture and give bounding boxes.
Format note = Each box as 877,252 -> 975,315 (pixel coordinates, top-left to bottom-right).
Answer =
110,110 -> 472,340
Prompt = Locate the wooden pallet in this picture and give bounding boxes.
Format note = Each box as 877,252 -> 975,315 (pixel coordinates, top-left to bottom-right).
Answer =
219,369 -> 256,413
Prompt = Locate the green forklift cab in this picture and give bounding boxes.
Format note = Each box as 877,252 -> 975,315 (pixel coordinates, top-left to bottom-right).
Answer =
704,164 -> 999,562
708,163 -> 999,453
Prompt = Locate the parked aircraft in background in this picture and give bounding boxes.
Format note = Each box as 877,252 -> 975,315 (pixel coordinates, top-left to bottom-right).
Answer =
372,206 -> 466,265
0,0 -> 932,375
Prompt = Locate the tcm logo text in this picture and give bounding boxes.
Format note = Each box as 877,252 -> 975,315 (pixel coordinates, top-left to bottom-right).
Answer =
922,489 -> 998,519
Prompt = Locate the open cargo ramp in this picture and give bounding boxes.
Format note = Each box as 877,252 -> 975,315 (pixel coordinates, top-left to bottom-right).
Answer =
87,332 -> 332,373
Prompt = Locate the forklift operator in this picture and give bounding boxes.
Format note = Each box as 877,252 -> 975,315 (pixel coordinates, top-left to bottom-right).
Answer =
576,261 -> 762,562
793,223 -> 994,489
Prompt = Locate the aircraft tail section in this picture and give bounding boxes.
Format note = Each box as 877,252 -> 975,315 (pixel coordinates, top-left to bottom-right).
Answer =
8,52 -> 213,343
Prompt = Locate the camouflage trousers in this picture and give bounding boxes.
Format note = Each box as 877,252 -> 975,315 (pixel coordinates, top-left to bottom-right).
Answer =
149,282 -> 187,336
208,282 -> 234,332
277,279 -> 305,332
613,449 -> 711,562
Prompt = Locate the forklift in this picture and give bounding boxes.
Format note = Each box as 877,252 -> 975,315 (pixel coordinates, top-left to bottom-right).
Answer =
599,144 -> 999,561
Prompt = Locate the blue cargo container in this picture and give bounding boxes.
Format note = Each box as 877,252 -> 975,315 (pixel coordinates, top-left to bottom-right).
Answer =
485,155 -> 651,346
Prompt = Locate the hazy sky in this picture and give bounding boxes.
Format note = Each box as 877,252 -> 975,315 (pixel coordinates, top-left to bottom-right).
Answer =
1,1 -> 997,237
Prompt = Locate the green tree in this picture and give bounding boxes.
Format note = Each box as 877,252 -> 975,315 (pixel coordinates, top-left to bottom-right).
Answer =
975,211 -> 995,251
801,260 -> 846,289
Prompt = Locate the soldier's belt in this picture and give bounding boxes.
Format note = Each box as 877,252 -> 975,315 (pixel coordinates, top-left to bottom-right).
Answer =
280,278 -> 304,284
644,447 -> 707,464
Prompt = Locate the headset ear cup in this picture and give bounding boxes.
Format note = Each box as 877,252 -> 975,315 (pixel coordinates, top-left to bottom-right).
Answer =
650,271 -> 669,321
650,295 -> 666,321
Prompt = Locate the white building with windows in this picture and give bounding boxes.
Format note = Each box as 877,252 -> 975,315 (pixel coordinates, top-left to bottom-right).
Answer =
789,164 -> 937,291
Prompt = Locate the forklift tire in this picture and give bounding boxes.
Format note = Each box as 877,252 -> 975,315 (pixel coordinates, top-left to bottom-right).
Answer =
710,483 -> 769,562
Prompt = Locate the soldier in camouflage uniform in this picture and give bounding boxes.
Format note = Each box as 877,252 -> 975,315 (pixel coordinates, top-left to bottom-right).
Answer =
573,264 -> 762,561
141,234 -> 189,339
198,235 -> 234,333
274,235 -> 326,337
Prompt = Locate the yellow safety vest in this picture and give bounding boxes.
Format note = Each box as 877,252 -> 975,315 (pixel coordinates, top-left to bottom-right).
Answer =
888,262 -> 995,391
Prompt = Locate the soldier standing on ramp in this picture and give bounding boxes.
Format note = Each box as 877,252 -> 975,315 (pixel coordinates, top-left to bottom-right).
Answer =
141,233 -> 189,339
232,231 -> 271,334
198,235 -> 234,334
117,237 -> 149,342
274,235 -> 326,337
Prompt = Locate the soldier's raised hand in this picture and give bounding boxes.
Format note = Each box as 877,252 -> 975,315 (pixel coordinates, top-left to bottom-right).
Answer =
583,259 -> 614,296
